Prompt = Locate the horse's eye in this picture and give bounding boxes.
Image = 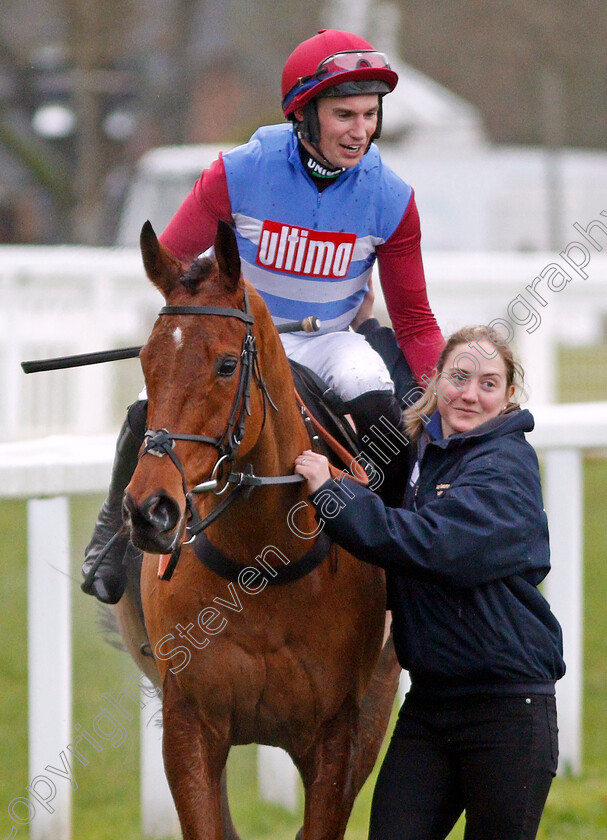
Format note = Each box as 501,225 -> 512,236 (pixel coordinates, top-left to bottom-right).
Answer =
216,356 -> 238,377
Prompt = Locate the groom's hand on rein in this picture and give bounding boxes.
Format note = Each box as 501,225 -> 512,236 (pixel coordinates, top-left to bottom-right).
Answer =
295,450 -> 331,494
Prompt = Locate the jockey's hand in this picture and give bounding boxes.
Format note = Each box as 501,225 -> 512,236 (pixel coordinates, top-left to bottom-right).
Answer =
295,450 -> 331,493
350,277 -> 375,331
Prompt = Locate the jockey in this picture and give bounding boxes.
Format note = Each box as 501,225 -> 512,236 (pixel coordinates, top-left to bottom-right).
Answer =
82,29 -> 445,604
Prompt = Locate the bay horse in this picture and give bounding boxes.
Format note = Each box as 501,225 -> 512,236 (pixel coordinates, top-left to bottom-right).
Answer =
116,220 -> 400,840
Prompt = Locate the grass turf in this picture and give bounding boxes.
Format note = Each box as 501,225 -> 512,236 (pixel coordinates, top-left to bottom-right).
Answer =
1,458 -> 606,839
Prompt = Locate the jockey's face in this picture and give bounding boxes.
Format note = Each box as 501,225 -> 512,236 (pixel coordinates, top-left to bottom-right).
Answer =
297,94 -> 379,169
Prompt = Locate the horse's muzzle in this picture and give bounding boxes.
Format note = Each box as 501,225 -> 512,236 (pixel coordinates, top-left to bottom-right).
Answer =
122,489 -> 182,553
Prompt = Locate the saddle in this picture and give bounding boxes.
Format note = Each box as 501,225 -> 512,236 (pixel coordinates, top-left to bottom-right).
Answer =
288,359 -> 362,469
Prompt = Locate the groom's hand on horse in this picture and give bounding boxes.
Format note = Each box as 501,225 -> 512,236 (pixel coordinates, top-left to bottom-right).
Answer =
295,450 -> 331,493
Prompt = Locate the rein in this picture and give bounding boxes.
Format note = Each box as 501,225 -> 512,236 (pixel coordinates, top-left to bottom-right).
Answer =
142,291 -> 310,580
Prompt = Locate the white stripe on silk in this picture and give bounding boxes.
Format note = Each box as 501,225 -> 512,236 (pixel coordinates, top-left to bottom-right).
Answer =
240,259 -> 372,303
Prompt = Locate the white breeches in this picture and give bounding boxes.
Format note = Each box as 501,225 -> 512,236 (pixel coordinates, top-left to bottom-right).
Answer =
280,329 -> 394,403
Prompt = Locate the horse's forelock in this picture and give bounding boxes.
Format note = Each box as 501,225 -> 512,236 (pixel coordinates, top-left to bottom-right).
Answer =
180,256 -> 216,292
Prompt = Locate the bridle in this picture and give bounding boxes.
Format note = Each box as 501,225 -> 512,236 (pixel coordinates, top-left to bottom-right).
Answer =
140,289 -> 307,578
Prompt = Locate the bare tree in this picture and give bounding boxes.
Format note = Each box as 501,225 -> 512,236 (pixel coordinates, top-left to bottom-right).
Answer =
63,0 -> 136,242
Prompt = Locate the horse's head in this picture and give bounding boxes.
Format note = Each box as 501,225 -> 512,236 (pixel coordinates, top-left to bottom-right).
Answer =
123,221 -> 276,554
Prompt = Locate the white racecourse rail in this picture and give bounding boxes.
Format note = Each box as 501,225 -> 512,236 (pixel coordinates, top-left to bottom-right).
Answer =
0,403 -> 606,839
0,245 -> 160,441
1,244 -> 607,443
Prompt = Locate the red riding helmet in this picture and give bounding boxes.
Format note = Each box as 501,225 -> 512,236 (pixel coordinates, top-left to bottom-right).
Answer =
281,29 -> 398,117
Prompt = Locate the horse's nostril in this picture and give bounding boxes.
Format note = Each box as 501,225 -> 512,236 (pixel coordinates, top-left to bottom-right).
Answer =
142,493 -> 181,533
122,491 -> 181,553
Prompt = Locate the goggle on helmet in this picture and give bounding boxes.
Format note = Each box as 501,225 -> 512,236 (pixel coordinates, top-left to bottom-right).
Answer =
281,29 -> 398,117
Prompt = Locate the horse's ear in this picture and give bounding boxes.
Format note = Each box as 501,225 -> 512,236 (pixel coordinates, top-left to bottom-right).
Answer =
214,221 -> 241,292
140,221 -> 183,297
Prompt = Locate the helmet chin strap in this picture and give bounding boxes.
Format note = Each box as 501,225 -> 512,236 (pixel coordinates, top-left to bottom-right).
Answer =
296,127 -> 343,173
294,101 -> 338,170
294,95 -> 380,171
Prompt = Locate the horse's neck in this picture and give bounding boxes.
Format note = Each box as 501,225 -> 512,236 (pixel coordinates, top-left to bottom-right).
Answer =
261,373 -> 309,459
208,366 -> 315,559
248,321 -> 310,477
248,373 -> 310,497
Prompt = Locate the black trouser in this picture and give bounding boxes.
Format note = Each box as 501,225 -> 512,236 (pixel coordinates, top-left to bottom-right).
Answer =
369,693 -> 558,840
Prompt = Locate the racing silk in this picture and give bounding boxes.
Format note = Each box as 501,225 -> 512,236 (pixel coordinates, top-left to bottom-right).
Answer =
221,124 -> 411,334
160,124 -> 444,383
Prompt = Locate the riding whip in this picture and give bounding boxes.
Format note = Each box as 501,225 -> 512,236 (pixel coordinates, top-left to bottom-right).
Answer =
20,316 -> 321,373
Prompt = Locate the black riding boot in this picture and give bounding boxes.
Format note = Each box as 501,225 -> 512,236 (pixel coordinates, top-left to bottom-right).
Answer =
344,390 -> 412,508
355,318 -> 419,404
81,399 -> 147,604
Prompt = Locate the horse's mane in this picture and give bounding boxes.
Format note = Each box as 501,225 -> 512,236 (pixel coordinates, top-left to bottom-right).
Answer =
180,256 -> 216,292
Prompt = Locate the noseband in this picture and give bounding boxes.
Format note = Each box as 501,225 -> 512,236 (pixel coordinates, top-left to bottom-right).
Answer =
140,290 -> 305,579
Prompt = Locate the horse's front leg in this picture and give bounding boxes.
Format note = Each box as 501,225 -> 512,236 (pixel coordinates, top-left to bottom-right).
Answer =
295,699 -> 362,840
162,670 -> 230,840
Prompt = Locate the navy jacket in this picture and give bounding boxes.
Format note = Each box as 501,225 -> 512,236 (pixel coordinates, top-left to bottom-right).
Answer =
311,408 -> 565,698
